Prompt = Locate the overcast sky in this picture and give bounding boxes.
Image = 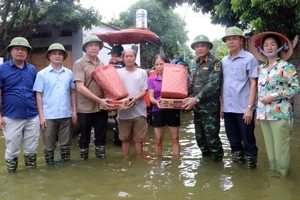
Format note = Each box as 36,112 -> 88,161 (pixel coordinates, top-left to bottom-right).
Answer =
81,0 -> 226,45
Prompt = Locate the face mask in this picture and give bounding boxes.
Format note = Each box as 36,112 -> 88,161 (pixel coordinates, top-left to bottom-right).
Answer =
258,43 -> 289,58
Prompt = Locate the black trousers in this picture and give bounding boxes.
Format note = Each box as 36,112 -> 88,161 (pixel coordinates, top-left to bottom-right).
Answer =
223,112 -> 258,157
78,111 -> 108,149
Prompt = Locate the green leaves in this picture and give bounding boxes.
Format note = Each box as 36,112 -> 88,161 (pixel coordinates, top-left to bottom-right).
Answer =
107,0 -> 189,68
158,0 -> 300,39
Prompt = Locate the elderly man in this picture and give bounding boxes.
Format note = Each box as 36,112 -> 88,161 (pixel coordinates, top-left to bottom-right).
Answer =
183,35 -> 224,162
33,43 -> 77,164
117,49 -> 149,156
73,35 -> 113,160
0,37 -> 40,173
221,27 -> 259,168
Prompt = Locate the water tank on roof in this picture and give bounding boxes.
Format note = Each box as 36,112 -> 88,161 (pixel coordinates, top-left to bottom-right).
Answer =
135,9 -> 147,29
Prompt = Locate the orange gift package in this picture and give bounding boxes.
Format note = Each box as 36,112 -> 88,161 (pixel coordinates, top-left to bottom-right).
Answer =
161,63 -> 188,99
92,65 -> 128,100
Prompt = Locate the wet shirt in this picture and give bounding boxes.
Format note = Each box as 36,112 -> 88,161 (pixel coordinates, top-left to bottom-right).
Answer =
148,74 -> 162,112
73,55 -> 105,113
33,65 -> 75,119
256,59 -> 299,121
0,60 -> 38,119
188,53 -> 222,113
222,49 -> 259,113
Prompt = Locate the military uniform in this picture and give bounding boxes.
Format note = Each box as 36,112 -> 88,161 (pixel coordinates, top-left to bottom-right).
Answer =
189,35 -> 224,161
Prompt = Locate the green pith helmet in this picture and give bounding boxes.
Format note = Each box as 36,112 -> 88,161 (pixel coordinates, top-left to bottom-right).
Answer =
190,35 -> 213,49
222,26 -> 245,42
82,35 -> 103,52
6,37 -> 32,52
45,43 -> 68,61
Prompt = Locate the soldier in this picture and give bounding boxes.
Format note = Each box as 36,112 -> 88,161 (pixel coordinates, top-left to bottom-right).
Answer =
183,35 -> 224,161
33,43 -> 77,164
0,37 -> 40,173
221,27 -> 259,168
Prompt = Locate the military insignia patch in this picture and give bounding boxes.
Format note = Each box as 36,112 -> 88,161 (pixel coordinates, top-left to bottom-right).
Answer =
203,66 -> 209,70
214,63 -> 221,71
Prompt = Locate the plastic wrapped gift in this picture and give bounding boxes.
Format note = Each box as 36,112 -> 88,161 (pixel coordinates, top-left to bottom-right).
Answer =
92,65 -> 128,100
161,63 -> 188,99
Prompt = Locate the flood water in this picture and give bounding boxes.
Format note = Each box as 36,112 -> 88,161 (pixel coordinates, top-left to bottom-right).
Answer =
1,111 -> 300,200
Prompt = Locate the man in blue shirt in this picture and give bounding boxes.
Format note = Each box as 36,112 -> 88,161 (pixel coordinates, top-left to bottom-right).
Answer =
0,37 -> 40,173
33,43 -> 77,164
221,27 -> 259,168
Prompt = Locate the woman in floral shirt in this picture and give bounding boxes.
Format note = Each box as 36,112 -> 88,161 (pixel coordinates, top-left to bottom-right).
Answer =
249,32 -> 299,176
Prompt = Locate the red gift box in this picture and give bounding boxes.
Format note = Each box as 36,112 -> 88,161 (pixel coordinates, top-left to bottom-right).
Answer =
92,65 -> 128,100
161,63 -> 188,99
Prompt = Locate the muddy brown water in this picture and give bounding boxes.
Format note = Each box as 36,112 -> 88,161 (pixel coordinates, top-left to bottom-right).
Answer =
1,111 -> 300,200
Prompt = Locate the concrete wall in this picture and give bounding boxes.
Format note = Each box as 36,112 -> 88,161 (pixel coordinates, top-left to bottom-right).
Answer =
289,41 -> 300,120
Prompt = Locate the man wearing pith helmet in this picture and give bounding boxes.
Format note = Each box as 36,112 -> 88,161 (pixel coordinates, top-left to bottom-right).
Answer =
183,34 -> 224,162
33,43 -> 77,165
221,26 -> 259,168
0,37 -> 40,173
73,35 -> 113,160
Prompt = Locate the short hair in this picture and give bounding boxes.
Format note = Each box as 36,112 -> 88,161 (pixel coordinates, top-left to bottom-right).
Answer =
121,48 -> 136,58
152,54 -> 170,64
262,34 -> 281,47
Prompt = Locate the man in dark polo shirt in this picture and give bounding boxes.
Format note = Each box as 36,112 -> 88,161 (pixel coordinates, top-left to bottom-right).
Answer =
73,35 -> 113,160
0,37 -> 40,173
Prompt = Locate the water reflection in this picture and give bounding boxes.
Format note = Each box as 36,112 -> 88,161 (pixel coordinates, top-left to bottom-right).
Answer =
0,112 -> 300,199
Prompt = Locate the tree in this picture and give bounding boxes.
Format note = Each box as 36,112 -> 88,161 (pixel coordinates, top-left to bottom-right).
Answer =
157,0 -> 300,39
0,0 -> 101,58
210,39 -> 229,60
108,0 -> 189,68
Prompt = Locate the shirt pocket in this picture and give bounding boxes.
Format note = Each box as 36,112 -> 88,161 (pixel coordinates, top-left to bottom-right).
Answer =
233,64 -> 247,81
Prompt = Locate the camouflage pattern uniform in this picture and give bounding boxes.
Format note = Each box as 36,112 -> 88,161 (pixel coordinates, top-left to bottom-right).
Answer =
189,47 -> 224,161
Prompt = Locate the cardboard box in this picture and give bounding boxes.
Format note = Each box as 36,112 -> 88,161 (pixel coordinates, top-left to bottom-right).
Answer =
159,98 -> 184,109
99,98 -> 131,110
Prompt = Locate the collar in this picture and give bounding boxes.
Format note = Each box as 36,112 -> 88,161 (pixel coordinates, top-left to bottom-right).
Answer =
263,57 -> 281,68
229,49 -> 245,59
154,74 -> 162,81
48,64 -> 65,73
9,59 -> 27,68
82,55 -> 100,63
196,54 -> 210,64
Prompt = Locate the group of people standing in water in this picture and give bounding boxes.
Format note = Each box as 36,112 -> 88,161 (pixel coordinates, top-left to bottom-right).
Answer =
0,26 -> 298,177
150,27 -> 299,177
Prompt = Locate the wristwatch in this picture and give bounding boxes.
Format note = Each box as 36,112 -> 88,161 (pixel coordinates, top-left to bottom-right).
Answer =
247,105 -> 254,110
195,97 -> 200,103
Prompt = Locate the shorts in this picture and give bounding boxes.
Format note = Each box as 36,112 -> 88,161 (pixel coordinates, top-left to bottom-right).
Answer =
118,116 -> 149,142
152,109 -> 181,127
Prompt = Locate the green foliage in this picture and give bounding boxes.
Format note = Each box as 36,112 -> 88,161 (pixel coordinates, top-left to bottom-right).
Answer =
210,39 -> 229,60
157,0 -> 300,39
107,0 -> 189,69
0,0 -> 101,57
